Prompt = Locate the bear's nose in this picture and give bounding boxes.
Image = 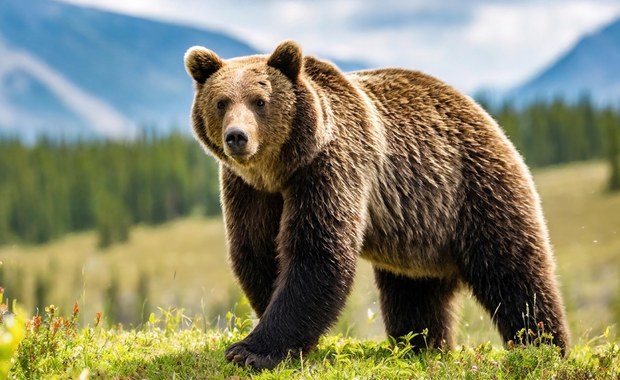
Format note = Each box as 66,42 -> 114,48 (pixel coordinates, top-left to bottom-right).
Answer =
224,128 -> 248,151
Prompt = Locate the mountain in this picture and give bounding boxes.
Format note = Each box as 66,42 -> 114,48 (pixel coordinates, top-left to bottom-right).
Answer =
0,0 -> 261,140
0,0 -> 367,141
511,17 -> 620,106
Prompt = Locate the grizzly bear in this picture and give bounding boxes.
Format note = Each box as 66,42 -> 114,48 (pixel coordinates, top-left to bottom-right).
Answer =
184,41 -> 569,370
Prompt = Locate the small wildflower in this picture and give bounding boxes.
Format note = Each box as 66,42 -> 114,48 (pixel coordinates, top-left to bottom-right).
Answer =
45,304 -> 57,317
52,318 -> 62,334
70,302 -> 80,327
29,315 -> 42,332
95,311 -> 102,327
0,302 -> 7,323
471,365 -> 478,373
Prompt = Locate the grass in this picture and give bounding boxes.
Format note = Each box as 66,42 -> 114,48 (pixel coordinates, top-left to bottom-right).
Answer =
4,303 -> 620,379
1,160 -> 620,377
535,162 -> 620,335
0,218 -> 236,329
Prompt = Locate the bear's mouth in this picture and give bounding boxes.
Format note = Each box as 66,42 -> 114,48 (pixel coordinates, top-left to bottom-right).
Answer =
225,150 -> 253,164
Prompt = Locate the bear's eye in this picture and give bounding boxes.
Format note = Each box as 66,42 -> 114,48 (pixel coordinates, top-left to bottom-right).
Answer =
255,99 -> 265,107
216,100 -> 226,110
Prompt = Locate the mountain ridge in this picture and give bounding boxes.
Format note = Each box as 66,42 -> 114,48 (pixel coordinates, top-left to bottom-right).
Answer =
4,0 -> 616,141
510,17 -> 620,106
0,0 -> 369,140
0,0 -> 265,140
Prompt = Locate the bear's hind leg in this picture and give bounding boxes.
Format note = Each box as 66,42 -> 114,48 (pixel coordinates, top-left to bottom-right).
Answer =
456,241 -> 570,353
373,267 -> 459,350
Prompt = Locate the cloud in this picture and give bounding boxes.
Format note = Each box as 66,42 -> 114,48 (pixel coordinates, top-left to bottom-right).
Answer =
57,0 -> 620,92
352,4 -> 473,30
462,1 -> 620,85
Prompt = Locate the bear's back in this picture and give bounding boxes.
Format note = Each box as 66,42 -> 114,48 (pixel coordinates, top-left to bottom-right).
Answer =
348,68 -> 491,136
346,67 -> 515,183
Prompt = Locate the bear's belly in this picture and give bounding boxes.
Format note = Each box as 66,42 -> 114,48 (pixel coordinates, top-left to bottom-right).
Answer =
360,243 -> 459,279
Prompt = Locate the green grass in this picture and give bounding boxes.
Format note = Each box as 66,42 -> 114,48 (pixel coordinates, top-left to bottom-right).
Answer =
4,305 -> 620,379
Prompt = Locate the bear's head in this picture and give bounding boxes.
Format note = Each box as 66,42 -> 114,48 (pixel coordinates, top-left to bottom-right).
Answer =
184,41 -> 304,169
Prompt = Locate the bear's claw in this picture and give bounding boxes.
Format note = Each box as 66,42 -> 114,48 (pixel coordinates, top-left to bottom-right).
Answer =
225,341 -> 281,370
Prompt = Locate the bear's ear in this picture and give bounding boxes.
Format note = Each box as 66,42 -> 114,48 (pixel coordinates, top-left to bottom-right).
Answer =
184,46 -> 224,84
267,40 -> 302,82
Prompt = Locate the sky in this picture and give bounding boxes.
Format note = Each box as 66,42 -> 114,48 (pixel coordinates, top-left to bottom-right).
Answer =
59,0 -> 620,93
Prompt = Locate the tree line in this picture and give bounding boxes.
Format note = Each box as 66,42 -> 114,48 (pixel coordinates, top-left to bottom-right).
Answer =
0,132 -> 220,247
484,96 -> 618,169
486,96 -> 620,191
0,97 -> 619,247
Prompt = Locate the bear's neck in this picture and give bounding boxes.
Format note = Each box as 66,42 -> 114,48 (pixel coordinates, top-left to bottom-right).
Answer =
224,156 -> 292,193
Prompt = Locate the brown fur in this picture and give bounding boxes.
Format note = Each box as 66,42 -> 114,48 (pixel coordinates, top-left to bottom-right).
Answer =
184,41 -> 570,370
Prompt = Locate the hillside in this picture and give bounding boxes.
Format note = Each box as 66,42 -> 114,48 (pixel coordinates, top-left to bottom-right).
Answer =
511,17 -> 620,106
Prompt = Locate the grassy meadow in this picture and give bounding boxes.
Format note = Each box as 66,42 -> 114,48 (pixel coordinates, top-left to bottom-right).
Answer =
1,159 -> 620,377
6,307 -> 620,379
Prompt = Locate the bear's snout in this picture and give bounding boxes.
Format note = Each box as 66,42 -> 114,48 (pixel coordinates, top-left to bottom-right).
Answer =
224,127 -> 250,157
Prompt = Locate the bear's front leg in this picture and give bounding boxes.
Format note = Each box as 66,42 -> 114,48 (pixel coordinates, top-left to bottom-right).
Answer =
221,168 -> 283,317
225,162 -> 367,370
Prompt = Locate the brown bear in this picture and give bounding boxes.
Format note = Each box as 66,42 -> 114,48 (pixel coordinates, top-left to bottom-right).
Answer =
184,40 -> 569,370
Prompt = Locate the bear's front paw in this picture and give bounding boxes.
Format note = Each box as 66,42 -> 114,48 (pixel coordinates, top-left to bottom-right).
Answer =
225,340 -> 288,370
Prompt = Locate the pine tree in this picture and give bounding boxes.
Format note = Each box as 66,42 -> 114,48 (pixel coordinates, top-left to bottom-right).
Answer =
604,109 -> 620,192
95,191 -> 131,249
